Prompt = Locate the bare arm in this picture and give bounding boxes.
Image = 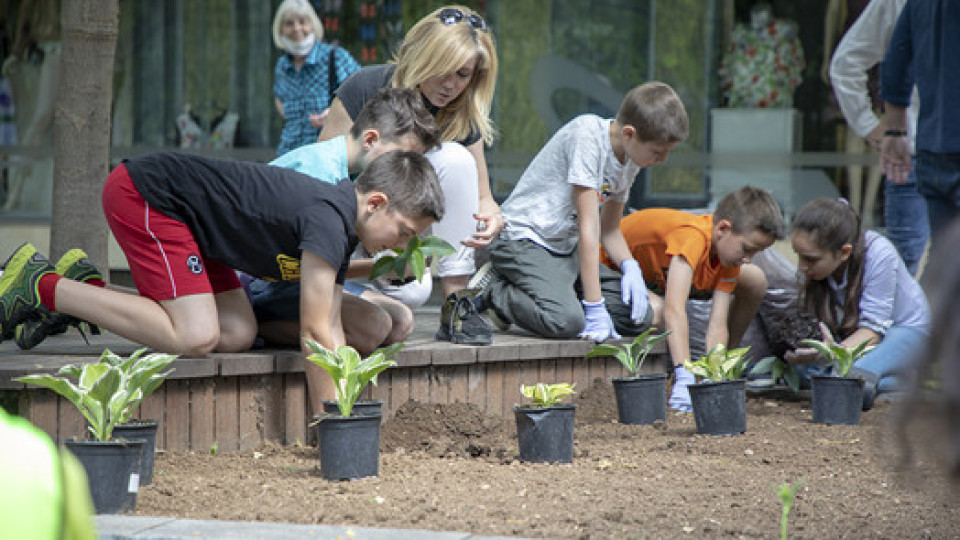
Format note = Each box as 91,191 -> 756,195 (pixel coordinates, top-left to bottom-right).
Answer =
575,186 -> 602,303
299,251 -> 345,412
599,199 -> 631,266
317,98 -> 353,142
275,97 -> 284,118
705,289 -> 733,352
462,140 -> 504,248
663,255 -> 694,367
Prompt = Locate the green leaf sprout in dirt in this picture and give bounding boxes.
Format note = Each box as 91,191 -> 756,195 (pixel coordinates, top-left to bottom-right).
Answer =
520,382 -> 576,408
368,235 -> 455,283
585,327 -> 671,376
749,356 -> 803,393
15,348 -> 176,441
799,338 -> 873,377
683,344 -> 751,382
777,479 -> 802,540
209,441 -> 218,455
305,341 -> 402,416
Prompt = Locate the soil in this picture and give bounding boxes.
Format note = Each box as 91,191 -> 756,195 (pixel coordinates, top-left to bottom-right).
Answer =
136,380 -> 958,539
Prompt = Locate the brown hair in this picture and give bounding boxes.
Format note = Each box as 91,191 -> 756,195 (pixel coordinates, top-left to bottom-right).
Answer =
792,198 -> 865,339
349,88 -> 440,150
714,186 -> 785,240
616,82 -> 689,144
355,151 -> 445,222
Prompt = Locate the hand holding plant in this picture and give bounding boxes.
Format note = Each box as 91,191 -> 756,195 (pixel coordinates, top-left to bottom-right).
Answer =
305,340 -> 402,416
683,344 -> 751,382
520,382 -> 576,408
585,327 -> 671,376
369,235 -> 455,283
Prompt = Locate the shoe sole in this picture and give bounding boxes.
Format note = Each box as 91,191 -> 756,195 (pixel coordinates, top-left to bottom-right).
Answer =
435,326 -> 492,346
467,262 -> 494,290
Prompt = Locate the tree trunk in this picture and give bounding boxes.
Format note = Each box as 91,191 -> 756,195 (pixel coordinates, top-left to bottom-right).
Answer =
50,0 -> 119,278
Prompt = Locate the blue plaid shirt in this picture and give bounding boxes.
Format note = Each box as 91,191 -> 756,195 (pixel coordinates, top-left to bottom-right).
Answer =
274,42 -> 360,156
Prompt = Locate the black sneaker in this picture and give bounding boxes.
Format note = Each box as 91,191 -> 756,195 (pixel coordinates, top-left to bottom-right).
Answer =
0,243 -> 55,341
435,289 -> 492,346
467,262 -> 511,331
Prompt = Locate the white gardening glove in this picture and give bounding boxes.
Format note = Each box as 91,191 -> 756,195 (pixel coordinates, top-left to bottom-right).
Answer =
578,299 -> 621,343
668,364 -> 696,412
620,259 -> 649,323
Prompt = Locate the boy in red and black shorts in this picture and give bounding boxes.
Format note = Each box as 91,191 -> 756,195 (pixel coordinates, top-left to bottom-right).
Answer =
0,150 -> 444,413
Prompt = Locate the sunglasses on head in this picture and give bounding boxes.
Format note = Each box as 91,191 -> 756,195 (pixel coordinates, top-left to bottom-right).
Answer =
437,8 -> 488,31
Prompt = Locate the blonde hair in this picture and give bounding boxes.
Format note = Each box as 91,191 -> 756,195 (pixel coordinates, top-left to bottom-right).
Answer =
390,5 -> 498,146
617,82 -> 689,144
272,0 -> 323,50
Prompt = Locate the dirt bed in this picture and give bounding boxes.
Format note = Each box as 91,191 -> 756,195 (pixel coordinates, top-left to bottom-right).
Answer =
136,380 -> 958,539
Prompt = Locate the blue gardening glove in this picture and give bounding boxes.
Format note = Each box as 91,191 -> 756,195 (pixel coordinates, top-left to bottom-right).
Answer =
578,299 -> 621,342
668,364 -> 695,413
620,259 -> 648,323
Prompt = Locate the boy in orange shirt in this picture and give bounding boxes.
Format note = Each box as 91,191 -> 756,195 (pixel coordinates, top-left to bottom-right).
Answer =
600,186 -> 785,411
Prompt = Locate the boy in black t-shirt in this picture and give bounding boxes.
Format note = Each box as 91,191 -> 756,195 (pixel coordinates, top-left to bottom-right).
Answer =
0,150 -> 444,413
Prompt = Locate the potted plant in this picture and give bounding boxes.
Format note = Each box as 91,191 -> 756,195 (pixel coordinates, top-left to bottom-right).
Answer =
368,235 -> 455,283
748,356 -> 804,395
305,340 -> 401,480
514,382 -> 576,464
683,344 -> 751,436
14,348 -> 176,513
800,338 -> 873,425
586,327 -> 671,424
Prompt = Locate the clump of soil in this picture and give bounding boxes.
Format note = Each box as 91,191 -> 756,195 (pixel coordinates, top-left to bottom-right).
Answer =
760,302 -> 822,358
137,380 -> 959,539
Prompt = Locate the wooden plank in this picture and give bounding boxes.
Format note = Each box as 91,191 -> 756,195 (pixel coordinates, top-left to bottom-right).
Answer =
409,366 -> 431,404
139,387 -> 166,451
283,374 -> 306,446
539,359 -> 557,385
571,357 -> 591,393
260,374 -> 284,444
215,376 -> 239,453
237,376 -> 262,452
555,358 -> 575,388
484,362 -> 504,417
446,365 -> 468,404
501,361 -> 522,415
218,353 -> 274,377
189,378 -> 215,452
58,396 -> 88,442
165,380 -> 191,451
467,363 -> 486,410
588,357 -> 607,388
368,373 -> 389,416
21,390 -> 58,442
389,369 -> 411,417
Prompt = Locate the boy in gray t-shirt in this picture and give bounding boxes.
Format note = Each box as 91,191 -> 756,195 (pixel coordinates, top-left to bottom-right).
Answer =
467,82 -> 689,342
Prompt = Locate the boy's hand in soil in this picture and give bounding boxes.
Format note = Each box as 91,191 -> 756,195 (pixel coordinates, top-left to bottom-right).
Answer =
668,364 -> 695,412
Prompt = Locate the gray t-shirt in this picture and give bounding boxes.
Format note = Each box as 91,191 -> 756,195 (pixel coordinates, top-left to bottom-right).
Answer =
499,114 -> 640,254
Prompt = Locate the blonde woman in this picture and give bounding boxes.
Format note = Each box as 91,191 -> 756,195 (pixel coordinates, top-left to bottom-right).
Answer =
321,5 -> 500,345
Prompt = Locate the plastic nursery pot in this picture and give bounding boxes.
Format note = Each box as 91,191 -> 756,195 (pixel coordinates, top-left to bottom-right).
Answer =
321,400 -> 383,418
613,373 -> 668,425
513,404 -> 576,464
65,439 -> 143,514
811,375 -> 864,425
688,379 -> 747,436
316,413 -> 383,480
113,420 -> 159,486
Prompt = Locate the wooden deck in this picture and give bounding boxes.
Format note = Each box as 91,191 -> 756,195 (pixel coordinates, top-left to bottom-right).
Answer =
0,304 -> 670,452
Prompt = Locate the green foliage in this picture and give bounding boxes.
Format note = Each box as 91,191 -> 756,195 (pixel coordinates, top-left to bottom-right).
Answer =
749,356 -> 802,394
520,382 -> 576,408
15,348 -> 176,441
683,344 -> 751,382
305,341 -> 402,417
585,327 -> 671,376
777,479 -> 803,540
209,441 -> 218,456
368,235 -> 455,283
799,338 -> 873,377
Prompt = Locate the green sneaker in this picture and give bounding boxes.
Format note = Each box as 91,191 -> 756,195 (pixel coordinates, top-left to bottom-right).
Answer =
14,248 -> 103,349
435,288 -> 492,346
0,244 -> 55,341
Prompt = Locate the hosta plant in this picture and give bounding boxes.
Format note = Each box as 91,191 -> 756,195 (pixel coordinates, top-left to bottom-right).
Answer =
15,348 -> 176,441
369,235 -> 455,283
585,327 -> 671,376
305,341 -> 402,417
749,356 -> 803,394
683,344 -> 751,382
799,338 -> 873,377
520,383 -> 576,408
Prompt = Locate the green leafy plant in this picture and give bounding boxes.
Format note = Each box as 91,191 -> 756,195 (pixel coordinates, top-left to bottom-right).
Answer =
683,344 -> 751,382
305,341 -> 402,417
585,327 -> 671,376
799,338 -> 873,377
369,235 -> 455,283
749,356 -> 803,394
777,479 -> 802,540
520,382 -> 576,408
15,348 -> 176,441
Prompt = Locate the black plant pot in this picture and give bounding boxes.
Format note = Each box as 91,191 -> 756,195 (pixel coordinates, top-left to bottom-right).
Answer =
322,400 -> 383,417
316,413 -> 382,480
811,375 -> 864,425
514,404 -> 576,464
65,439 -> 143,514
613,374 -> 668,425
113,420 -> 159,486
688,379 -> 747,436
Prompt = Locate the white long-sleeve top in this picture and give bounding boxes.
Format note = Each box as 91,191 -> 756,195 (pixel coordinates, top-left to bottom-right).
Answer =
829,0 -> 919,151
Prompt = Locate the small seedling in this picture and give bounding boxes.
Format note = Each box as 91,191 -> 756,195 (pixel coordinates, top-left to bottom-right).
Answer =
520,383 -> 576,408
799,338 -> 873,377
305,341 -> 402,417
749,356 -> 802,394
777,479 -> 802,540
368,235 -> 455,283
585,327 -> 671,376
209,441 -> 218,455
683,344 -> 751,382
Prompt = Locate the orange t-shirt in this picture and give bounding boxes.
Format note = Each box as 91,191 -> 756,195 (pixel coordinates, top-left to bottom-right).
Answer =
600,208 -> 740,299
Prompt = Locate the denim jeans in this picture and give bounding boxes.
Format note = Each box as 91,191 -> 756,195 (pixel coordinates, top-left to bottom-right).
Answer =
884,162 -> 929,276
916,151 -> 960,245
